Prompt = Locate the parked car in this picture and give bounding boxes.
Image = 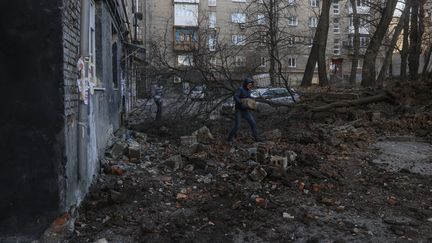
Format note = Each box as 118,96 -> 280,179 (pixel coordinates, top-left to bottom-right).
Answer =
190,85 -> 206,100
251,87 -> 300,105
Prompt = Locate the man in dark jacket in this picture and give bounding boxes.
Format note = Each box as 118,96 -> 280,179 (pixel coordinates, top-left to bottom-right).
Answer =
227,78 -> 262,142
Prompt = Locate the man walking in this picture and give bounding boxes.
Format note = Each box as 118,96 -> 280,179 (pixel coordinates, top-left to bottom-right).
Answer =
151,84 -> 163,121
227,78 -> 263,142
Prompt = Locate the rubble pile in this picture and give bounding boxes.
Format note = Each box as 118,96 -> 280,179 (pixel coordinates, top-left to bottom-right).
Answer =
65,81 -> 432,243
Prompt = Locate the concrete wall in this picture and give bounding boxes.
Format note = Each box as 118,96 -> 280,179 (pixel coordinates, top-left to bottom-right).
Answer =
0,0 -> 65,237
63,0 -> 123,211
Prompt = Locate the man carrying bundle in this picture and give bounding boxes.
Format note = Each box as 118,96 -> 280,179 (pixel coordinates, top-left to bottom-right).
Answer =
227,78 -> 263,143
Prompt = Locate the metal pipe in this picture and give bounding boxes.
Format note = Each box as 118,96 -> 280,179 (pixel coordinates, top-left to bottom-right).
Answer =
77,0 -> 90,182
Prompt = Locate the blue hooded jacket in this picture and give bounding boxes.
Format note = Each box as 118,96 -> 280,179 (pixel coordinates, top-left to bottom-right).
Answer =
233,78 -> 254,110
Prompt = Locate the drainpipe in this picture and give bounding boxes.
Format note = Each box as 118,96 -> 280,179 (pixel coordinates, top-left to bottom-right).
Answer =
78,0 -> 90,182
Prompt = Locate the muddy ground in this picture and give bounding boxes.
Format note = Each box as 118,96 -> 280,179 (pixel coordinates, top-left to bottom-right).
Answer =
65,81 -> 432,243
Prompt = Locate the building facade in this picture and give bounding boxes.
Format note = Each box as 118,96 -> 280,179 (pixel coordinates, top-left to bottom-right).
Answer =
0,0 -> 145,239
143,0 -> 383,87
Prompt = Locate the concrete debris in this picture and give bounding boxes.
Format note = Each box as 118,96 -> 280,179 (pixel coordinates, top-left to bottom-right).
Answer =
384,216 -> 421,227
283,212 -> 295,219
108,141 -> 128,159
93,238 -> 109,243
110,166 -> 124,176
165,155 -> 184,171
263,129 -> 282,141
127,140 -> 141,162
68,81 -> 432,242
192,126 -> 214,143
249,166 -> 268,182
269,155 -> 288,171
181,135 -> 198,146
256,143 -> 270,164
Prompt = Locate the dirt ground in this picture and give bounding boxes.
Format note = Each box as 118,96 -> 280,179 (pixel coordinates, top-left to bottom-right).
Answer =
65,81 -> 432,243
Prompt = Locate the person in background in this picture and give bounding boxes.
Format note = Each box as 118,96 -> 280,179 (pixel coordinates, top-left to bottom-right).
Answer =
227,78 -> 263,142
151,84 -> 163,121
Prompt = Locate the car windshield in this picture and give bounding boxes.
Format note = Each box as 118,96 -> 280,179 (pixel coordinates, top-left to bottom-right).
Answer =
192,86 -> 204,91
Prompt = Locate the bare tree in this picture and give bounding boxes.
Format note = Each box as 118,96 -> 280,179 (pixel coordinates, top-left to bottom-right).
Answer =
361,0 -> 398,87
400,0 -> 411,81
408,0 -> 425,81
377,4 -> 410,86
301,0 -> 331,87
349,0 -> 360,85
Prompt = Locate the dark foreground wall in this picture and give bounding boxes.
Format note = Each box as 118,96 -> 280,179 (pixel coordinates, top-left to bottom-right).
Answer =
0,0 -> 65,237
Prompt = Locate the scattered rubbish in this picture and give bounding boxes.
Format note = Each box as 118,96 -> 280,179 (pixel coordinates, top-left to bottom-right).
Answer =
249,166 -> 268,182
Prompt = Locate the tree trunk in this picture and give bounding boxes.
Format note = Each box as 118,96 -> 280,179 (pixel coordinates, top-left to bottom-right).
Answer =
268,0 -> 278,86
408,0 -> 421,81
301,40 -> 319,86
317,0 -> 331,86
349,0 -> 360,85
302,0 -> 331,86
400,1 -> 411,81
422,45 -> 432,77
377,5 -> 410,86
361,0 -> 398,87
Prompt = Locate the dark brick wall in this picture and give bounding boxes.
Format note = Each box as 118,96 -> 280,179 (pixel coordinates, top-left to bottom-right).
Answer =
0,0 -> 65,236
62,0 -> 83,210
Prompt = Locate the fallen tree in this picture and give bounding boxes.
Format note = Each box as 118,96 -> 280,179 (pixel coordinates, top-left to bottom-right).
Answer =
309,90 -> 397,113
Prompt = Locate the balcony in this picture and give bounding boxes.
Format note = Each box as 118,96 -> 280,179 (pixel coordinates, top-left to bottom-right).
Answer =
173,42 -> 199,52
348,26 -> 369,35
348,6 -> 370,15
173,27 -> 198,51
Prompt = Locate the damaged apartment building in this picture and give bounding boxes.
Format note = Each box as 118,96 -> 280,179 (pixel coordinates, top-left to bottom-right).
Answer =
0,0 -> 145,239
143,0 -> 379,87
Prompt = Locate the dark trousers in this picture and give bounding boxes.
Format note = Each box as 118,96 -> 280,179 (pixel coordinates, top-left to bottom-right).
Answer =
155,99 -> 162,121
228,109 -> 258,140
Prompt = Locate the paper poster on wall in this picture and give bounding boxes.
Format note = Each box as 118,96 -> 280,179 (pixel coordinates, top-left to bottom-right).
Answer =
77,79 -> 90,105
77,58 -> 85,78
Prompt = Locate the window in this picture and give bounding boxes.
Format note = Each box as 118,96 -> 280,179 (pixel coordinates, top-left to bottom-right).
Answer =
287,57 -> 296,67
178,54 -> 193,66
232,35 -> 246,45
257,14 -> 266,25
309,16 -> 318,27
231,13 -> 246,23
333,18 -> 340,33
209,35 -> 216,51
288,36 -> 295,46
360,37 -> 369,47
310,0 -> 319,7
234,56 -> 246,67
332,0 -> 339,14
260,57 -> 266,67
288,16 -> 298,26
259,35 -> 267,46
333,39 -> 340,55
208,0 -> 216,7
210,57 -> 217,66
308,38 -> 314,47
175,28 -> 198,43
357,0 -> 368,7
112,42 -> 118,88
174,4 -> 199,27
208,11 -> 216,28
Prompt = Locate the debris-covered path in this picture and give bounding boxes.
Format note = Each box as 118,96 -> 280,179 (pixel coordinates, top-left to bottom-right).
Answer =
66,83 -> 432,243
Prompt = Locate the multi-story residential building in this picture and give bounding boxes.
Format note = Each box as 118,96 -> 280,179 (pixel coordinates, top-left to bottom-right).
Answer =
143,0 -> 384,87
